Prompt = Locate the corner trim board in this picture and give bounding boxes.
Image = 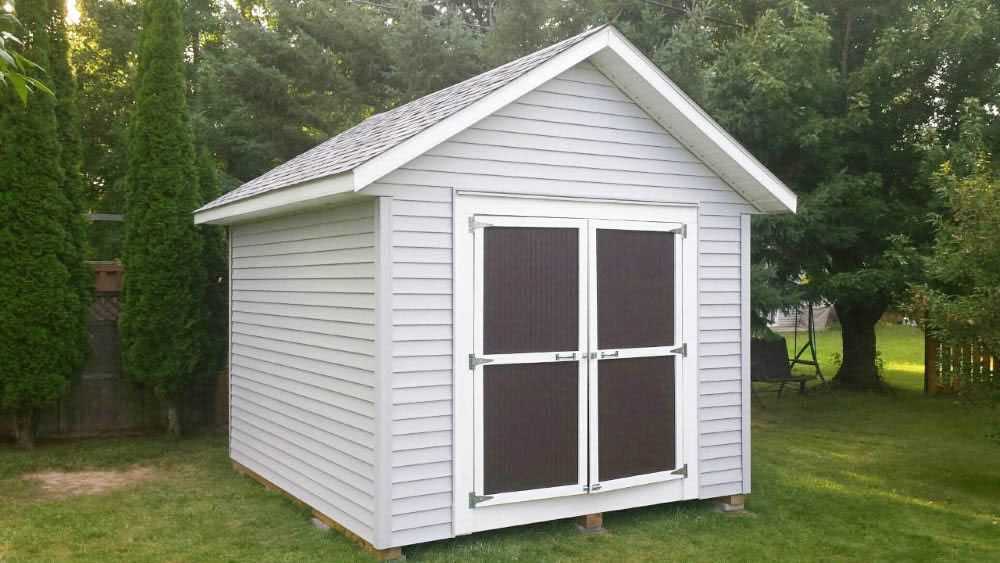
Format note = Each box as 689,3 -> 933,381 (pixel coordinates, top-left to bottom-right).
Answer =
374,197 -> 395,548
740,213 -> 752,494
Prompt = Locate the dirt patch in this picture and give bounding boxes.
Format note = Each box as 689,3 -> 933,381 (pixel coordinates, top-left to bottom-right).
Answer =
26,466 -> 156,498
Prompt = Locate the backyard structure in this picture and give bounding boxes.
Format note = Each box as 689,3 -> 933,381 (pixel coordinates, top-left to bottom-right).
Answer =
193,25 -> 796,558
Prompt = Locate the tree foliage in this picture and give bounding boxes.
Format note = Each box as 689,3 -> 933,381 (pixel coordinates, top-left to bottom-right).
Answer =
49,0 -> 93,369
65,0 -> 1000,396
0,7 -> 53,104
911,105 -> 1000,353
120,0 -> 206,435
0,0 -> 89,449
676,0 -> 1000,389
198,146 -> 228,373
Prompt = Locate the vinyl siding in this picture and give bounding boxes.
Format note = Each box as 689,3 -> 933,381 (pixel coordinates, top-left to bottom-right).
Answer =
366,60 -> 753,546
697,212 -> 746,497
229,201 -> 378,543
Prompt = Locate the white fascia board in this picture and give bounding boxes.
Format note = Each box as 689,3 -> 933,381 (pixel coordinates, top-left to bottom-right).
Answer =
193,172 -> 356,225
352,28 -> 613,191
604,29 -> 797,215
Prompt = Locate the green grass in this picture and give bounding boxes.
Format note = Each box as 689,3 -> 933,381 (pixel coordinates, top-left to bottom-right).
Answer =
1,324 -> 998,561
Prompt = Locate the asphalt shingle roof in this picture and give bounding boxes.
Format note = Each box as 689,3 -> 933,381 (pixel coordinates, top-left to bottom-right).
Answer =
200,25 -> 606,211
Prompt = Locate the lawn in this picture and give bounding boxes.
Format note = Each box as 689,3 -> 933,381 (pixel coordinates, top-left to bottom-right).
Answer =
1,324 -> 998,561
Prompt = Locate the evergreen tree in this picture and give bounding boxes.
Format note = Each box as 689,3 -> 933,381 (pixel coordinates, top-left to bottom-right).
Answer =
120,0 -> 206,436
197,146 -> 228,373
0,0 -> 85,450
384,1 -> 484,101
50,0 -> 94,371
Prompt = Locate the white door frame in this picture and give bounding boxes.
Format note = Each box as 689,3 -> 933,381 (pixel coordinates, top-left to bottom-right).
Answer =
453,192 -> 700,535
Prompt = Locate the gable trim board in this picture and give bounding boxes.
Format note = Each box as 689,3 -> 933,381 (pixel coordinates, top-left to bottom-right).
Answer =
194,27 -> 795,227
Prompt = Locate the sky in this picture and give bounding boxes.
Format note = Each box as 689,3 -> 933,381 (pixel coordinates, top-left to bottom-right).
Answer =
67,0 -> 80,24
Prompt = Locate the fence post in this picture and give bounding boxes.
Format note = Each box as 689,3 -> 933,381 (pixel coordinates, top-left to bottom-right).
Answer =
924,332 -> 938,394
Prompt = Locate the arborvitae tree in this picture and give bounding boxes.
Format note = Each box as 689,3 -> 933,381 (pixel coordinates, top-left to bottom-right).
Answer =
0,0 -> 86,450
121,0 -> 206,436
197,146 -> 228,373
49,0 -> 94,371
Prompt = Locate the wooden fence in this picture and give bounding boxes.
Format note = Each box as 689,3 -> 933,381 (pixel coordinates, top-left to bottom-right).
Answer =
924,333 -> 998,393
27,262 -> 225,437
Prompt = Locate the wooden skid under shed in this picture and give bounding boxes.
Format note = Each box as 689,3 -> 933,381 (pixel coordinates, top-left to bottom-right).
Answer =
232,460 -> 402,561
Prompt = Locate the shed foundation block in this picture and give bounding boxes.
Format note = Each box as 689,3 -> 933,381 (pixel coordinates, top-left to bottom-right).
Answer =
576,513 -> 606,534
710,494 -> 746,513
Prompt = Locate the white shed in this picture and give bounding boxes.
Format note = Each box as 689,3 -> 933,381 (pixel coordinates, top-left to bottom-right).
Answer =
194,24 -> 796,559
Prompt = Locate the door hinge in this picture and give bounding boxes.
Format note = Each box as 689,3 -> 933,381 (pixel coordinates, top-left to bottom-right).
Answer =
670,224 -> 688,238
670,343 -> 687,357
468,216 -> 492,231
468,354 -> 494,370
583,483 -> 602,493
671,464 -> 688,478
469,492 -> 493,508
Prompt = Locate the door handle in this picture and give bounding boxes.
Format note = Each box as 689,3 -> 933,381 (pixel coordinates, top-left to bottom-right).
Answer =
555,352 -> 577,361
600,351 -> 619,358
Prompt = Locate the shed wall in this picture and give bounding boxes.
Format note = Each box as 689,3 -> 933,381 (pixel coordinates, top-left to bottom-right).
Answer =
367,60 -> 753,546
228,201 -> 378,542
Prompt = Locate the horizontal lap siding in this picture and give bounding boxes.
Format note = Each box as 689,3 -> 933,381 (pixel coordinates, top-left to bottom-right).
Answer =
368,60 -> 752,546
698,212 -> 744,498
385,184 -> 456,547
229,201 -> 378,543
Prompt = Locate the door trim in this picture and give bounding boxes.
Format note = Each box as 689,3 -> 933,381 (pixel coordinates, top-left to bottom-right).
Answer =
453,193 -> 700,535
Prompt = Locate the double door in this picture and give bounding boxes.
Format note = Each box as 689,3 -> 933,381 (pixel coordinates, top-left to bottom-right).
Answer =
469,215 -> 687,508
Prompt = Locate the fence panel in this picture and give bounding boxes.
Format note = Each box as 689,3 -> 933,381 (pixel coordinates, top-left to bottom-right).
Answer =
924,333 -> 997,393
32,262 -> 225,437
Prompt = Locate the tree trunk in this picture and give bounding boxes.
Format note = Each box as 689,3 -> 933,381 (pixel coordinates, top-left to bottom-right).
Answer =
12,410 -> 37,451
165,400 -> 181,437
834,301 -> 887,390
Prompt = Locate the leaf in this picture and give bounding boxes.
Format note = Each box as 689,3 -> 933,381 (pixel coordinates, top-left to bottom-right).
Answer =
22,75 -> 52,96
14,52 -> 44,72
1,31 -> 23,47
8,73 -> 28,104
0,48 -> 15,68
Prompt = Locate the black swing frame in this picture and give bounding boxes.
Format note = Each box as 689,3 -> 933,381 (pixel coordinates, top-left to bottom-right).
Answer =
751,302 -> 835,408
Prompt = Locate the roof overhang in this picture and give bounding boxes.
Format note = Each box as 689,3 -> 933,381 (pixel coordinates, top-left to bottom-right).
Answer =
195,25 -> 795,225
193,172 -> 356,225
